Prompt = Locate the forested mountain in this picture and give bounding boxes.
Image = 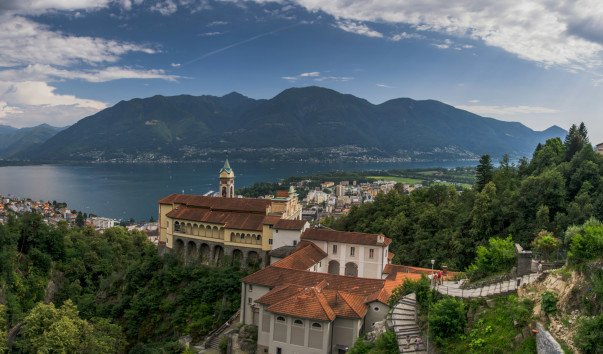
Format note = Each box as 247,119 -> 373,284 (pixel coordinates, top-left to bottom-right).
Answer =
0,124 -> 65,158
26,87 -> 565,162
323,123 -> 602,270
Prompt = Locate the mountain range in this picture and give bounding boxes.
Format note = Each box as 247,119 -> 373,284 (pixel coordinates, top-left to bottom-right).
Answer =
10,86 -> 566,162
0,124 -> 66,159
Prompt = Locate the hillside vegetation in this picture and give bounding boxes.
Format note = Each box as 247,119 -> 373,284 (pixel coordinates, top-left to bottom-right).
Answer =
324,123 -> 602,271
0,215 -> 244,352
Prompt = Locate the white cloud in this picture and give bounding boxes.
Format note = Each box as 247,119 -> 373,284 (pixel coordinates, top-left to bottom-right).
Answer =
0,16 -> 155,67
0,100 -> 23,118
0,81 -> 107,127
334,20 -> 383,38
199,31 -> 223,36
150,0 -> 178,15
0,64 -> 181,83
285,0 -> 603,69
207,21 -> 229,26
390,32 -> 424,41
469,99 -> 480,103
376,83 -> 394,88
455,104 -> 558,116
300,72 -> 320,77
171,63 -> 181,67
282,71 -> 353,82
1,81 -> 106,110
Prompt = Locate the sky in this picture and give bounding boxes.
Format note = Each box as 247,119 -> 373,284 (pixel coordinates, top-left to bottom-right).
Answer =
1,0 -> 603,144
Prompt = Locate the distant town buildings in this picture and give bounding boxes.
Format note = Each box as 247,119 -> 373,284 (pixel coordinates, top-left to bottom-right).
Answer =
596,143 -> 603,155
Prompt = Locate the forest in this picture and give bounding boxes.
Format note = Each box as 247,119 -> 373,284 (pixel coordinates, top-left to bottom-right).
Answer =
322,123 -> 602,270
0,216 -> 244,352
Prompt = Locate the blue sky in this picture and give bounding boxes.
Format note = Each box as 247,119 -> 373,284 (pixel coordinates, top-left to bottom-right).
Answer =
1,0 -> 603,144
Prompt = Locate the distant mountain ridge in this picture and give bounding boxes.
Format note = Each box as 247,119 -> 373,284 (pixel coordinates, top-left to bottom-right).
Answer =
22,86 -> 566,162
0,124 -> 67,159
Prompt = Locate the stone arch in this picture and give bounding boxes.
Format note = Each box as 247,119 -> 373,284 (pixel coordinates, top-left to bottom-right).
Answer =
239,233 -> 245,243
230,232 -> 236,242
345,262 -> 358,277
186,240 -> 197,261
230,186 -> 234,197
192,224 -> 199,236
174,221 -> 181,233
222,186 -> 227,197
174,238 -> 184,257
247,251 -> 259,267
213,226 -> 219,239
213,245 -> 224,266
232,249 -> 244,267
206,225 -> 211,237
328,260 -> 340,275
245,234 -> 252,244
185,223 -> 192,235
200,243 -> 211,264
255,235 -> 262,245
219,227 -> 224,240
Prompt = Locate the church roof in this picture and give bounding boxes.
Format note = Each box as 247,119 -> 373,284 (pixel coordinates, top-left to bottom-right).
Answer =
158,194 -> 270,213
301,228 -> 392,246
220,157 -> 232,174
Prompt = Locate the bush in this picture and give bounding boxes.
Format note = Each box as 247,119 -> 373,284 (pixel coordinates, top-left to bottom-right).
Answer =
568,224 -> 603,264
469,236 -> 515,280
428,297 -> 466,345
541,291 -> 558,314
574,314 -> 603,354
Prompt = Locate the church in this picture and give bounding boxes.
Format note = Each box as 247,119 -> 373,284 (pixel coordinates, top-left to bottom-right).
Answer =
157,158 -> 304,267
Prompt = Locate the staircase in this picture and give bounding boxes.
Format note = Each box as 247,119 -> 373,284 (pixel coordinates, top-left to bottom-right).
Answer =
389,293 -> 426,353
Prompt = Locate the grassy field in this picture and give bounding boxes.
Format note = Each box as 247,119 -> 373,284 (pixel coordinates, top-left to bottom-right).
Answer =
367,176 -> 424,184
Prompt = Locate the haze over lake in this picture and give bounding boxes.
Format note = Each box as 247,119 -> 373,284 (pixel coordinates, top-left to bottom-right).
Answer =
0,161 -> 475,221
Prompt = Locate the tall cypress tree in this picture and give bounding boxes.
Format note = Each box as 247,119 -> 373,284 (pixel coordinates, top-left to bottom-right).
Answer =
475,154 -> 493,191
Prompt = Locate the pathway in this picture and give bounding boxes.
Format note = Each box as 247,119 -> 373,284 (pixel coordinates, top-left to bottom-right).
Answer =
389,293 -> 426,353
435,273 -> 542,298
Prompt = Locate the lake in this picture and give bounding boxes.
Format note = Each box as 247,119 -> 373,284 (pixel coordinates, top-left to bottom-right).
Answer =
0,161 -> 476,221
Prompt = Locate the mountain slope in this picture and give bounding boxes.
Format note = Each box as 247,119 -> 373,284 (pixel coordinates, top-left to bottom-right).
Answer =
0,124 -> 66,158
26,87 -> 566,162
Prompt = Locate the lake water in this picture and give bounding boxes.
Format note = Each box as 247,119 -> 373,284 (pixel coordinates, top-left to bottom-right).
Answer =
0,161 -> 475,221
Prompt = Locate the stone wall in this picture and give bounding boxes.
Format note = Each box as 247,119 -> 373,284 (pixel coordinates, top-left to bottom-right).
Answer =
516,244 -> 533,276
535,323 -> 563,354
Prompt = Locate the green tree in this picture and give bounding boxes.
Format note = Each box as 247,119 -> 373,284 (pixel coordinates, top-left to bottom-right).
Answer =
76,211 -> 85,227
531,230 -> 561,261
475,154 -> 493,191
429,297 -> 466,345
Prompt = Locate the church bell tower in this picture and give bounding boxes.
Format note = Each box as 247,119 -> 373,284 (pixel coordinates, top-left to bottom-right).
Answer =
219,155 -> 235,198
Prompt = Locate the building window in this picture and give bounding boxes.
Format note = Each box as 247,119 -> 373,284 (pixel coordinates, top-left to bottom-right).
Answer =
276,316 -> 285,323
311,322 -> 322,329
369,248 -> 374,259
269,239 -> 273,245
275,230 -> 279,233
293,319 -> 304,326
350,247 -> 355,256
248,297 -> 252,305
277,348 -> 282,354
374,306 -> 380,312
293,240 -> 297,246
249,284 -> 253,292
333,245 -> 337,254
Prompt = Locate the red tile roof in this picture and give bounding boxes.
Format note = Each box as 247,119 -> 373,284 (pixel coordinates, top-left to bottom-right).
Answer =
273,219 -> 308,230
382,264 -> 460,280
271,241 -> 326,270
158,194 -> 270,213
265,287 -> 336,321
275,190 -> 290,198
301,228 -> 392,246
166,207 -> 269,231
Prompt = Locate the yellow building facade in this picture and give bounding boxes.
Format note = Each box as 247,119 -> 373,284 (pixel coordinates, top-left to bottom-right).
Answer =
157,159 -> 301,267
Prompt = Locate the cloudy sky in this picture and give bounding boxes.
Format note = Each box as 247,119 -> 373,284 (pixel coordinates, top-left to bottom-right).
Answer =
1,0 -> 603,144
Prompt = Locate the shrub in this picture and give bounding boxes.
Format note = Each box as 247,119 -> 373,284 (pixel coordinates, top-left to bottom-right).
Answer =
468,236 -> 515,280
568,224 -> 603,264
428,297 -> 466,345
532,230 -> 561,261
541,291 -> 558,314
574,314 -> 603,354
